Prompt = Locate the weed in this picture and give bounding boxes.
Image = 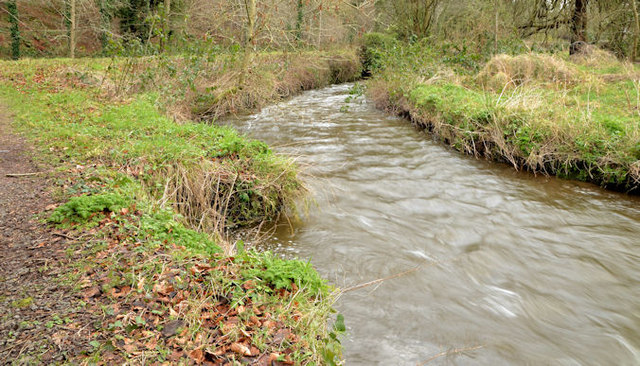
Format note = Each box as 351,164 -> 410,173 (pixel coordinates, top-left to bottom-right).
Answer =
239,251 -> 329,297
10,297 -> 33,309
49,192 -> 130,224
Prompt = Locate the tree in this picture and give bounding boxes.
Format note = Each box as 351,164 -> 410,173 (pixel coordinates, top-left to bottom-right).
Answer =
118,0 -> 156,41
160,0 -> 171,51
570,0 -> 589,54
70,0 -> 77,58
8,0 -> 19,60
239,0 -> 257,86
97,0 -> 112,53
295,0 -> 304,42
631,0 -> 640,62
375,0 -> 440,40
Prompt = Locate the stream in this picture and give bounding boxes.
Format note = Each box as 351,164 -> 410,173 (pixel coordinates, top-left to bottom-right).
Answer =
226,84 -> 640,365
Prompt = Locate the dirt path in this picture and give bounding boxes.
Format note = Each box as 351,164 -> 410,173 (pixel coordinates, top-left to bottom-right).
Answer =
0,109 -> 93,364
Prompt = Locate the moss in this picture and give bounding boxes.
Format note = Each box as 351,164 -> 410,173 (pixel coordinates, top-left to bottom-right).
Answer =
49,193 -> 130,224
10,297 -> 33,309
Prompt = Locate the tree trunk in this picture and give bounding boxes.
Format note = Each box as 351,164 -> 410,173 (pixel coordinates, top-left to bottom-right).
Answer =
98,0 -> 109,53
495,0 -> 499,54
161,0 -> 171,52
70,0 -> 76,58
317,4 -> 322,48
239,0 -> 257,87
295,0 -> 303,42
8,0 -> 19,60
570,0 -> 589,55
631,0 -> 640,62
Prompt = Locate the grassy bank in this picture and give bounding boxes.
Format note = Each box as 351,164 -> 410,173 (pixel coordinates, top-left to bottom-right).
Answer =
0,50 -> 356,364
364,34 -> 640,193
98,48 -> 362,121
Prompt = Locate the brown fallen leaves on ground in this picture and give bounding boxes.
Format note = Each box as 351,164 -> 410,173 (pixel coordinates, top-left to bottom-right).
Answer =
65,211 -> 308,365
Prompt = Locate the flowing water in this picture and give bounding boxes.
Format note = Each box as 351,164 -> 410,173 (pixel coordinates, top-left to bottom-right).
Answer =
226,84 -> 640,365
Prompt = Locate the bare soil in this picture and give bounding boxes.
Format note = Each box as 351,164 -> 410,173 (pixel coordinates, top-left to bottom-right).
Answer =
0,109 -> 94,364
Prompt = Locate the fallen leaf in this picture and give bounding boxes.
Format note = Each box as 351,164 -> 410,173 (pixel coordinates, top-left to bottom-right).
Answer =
145,338 -> 157,350
230,342 -> 252,356
153,281 -> 174,296
168,350 -> 184,361
123,343 -> 137,353
162,319 -> 184,338
189,349 -> 205,364
249,316 -> 261,326
268,353 -> 280,363
83,286 -> 101,298
273,329 -> 291,344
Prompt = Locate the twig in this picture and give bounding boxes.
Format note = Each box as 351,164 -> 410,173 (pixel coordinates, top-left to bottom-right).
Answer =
418,345 -> 485,365
53,232 -> 78,241
0,338 -> 29,355
341,258 -> 455,293
341,266 -> 422,293
5,172 -> 39,177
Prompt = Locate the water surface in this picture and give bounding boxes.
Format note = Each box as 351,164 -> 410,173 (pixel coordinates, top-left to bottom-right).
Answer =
227,84 -> 640,365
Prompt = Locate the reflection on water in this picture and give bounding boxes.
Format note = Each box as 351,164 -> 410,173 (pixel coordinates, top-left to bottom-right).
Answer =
225,84 -> 640,365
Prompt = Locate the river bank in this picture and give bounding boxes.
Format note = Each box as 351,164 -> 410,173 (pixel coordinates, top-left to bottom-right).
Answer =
363,34 -> 640,193
0,50 -> 356,364
226,82 -> 640,365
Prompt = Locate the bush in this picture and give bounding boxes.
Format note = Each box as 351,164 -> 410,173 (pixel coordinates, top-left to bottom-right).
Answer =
361,32 -> 398,75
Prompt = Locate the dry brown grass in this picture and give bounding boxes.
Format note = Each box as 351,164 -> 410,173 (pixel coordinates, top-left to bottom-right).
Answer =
81,50 -> 361,122
154,155 -> 303,253
570,45 -> 620,68
167,51 -> 360,121
478,53 -> 578,90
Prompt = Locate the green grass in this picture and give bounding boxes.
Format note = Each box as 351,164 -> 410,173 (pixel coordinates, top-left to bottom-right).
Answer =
0,57 -> 303,230
0,54 -> 349,364
365,37 -> 640,192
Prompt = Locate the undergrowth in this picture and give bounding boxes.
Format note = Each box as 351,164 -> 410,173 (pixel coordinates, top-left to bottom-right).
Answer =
45,186 -> 342,364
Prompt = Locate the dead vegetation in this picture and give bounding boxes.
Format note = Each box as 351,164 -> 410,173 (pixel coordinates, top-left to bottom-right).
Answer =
477,53 -> 578,90
94,50 -> 362,122
159,157 -> 302,247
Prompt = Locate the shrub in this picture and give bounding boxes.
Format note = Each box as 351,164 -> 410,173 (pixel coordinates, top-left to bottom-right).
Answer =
361,32 -> 398,75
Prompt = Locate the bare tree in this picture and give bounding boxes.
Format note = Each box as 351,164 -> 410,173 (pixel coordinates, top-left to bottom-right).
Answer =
8,0 -> 20,60
570,0 -> 589,54
239,0 -> 257,86
70,0 -> 77,58
631,0 -> 640,61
